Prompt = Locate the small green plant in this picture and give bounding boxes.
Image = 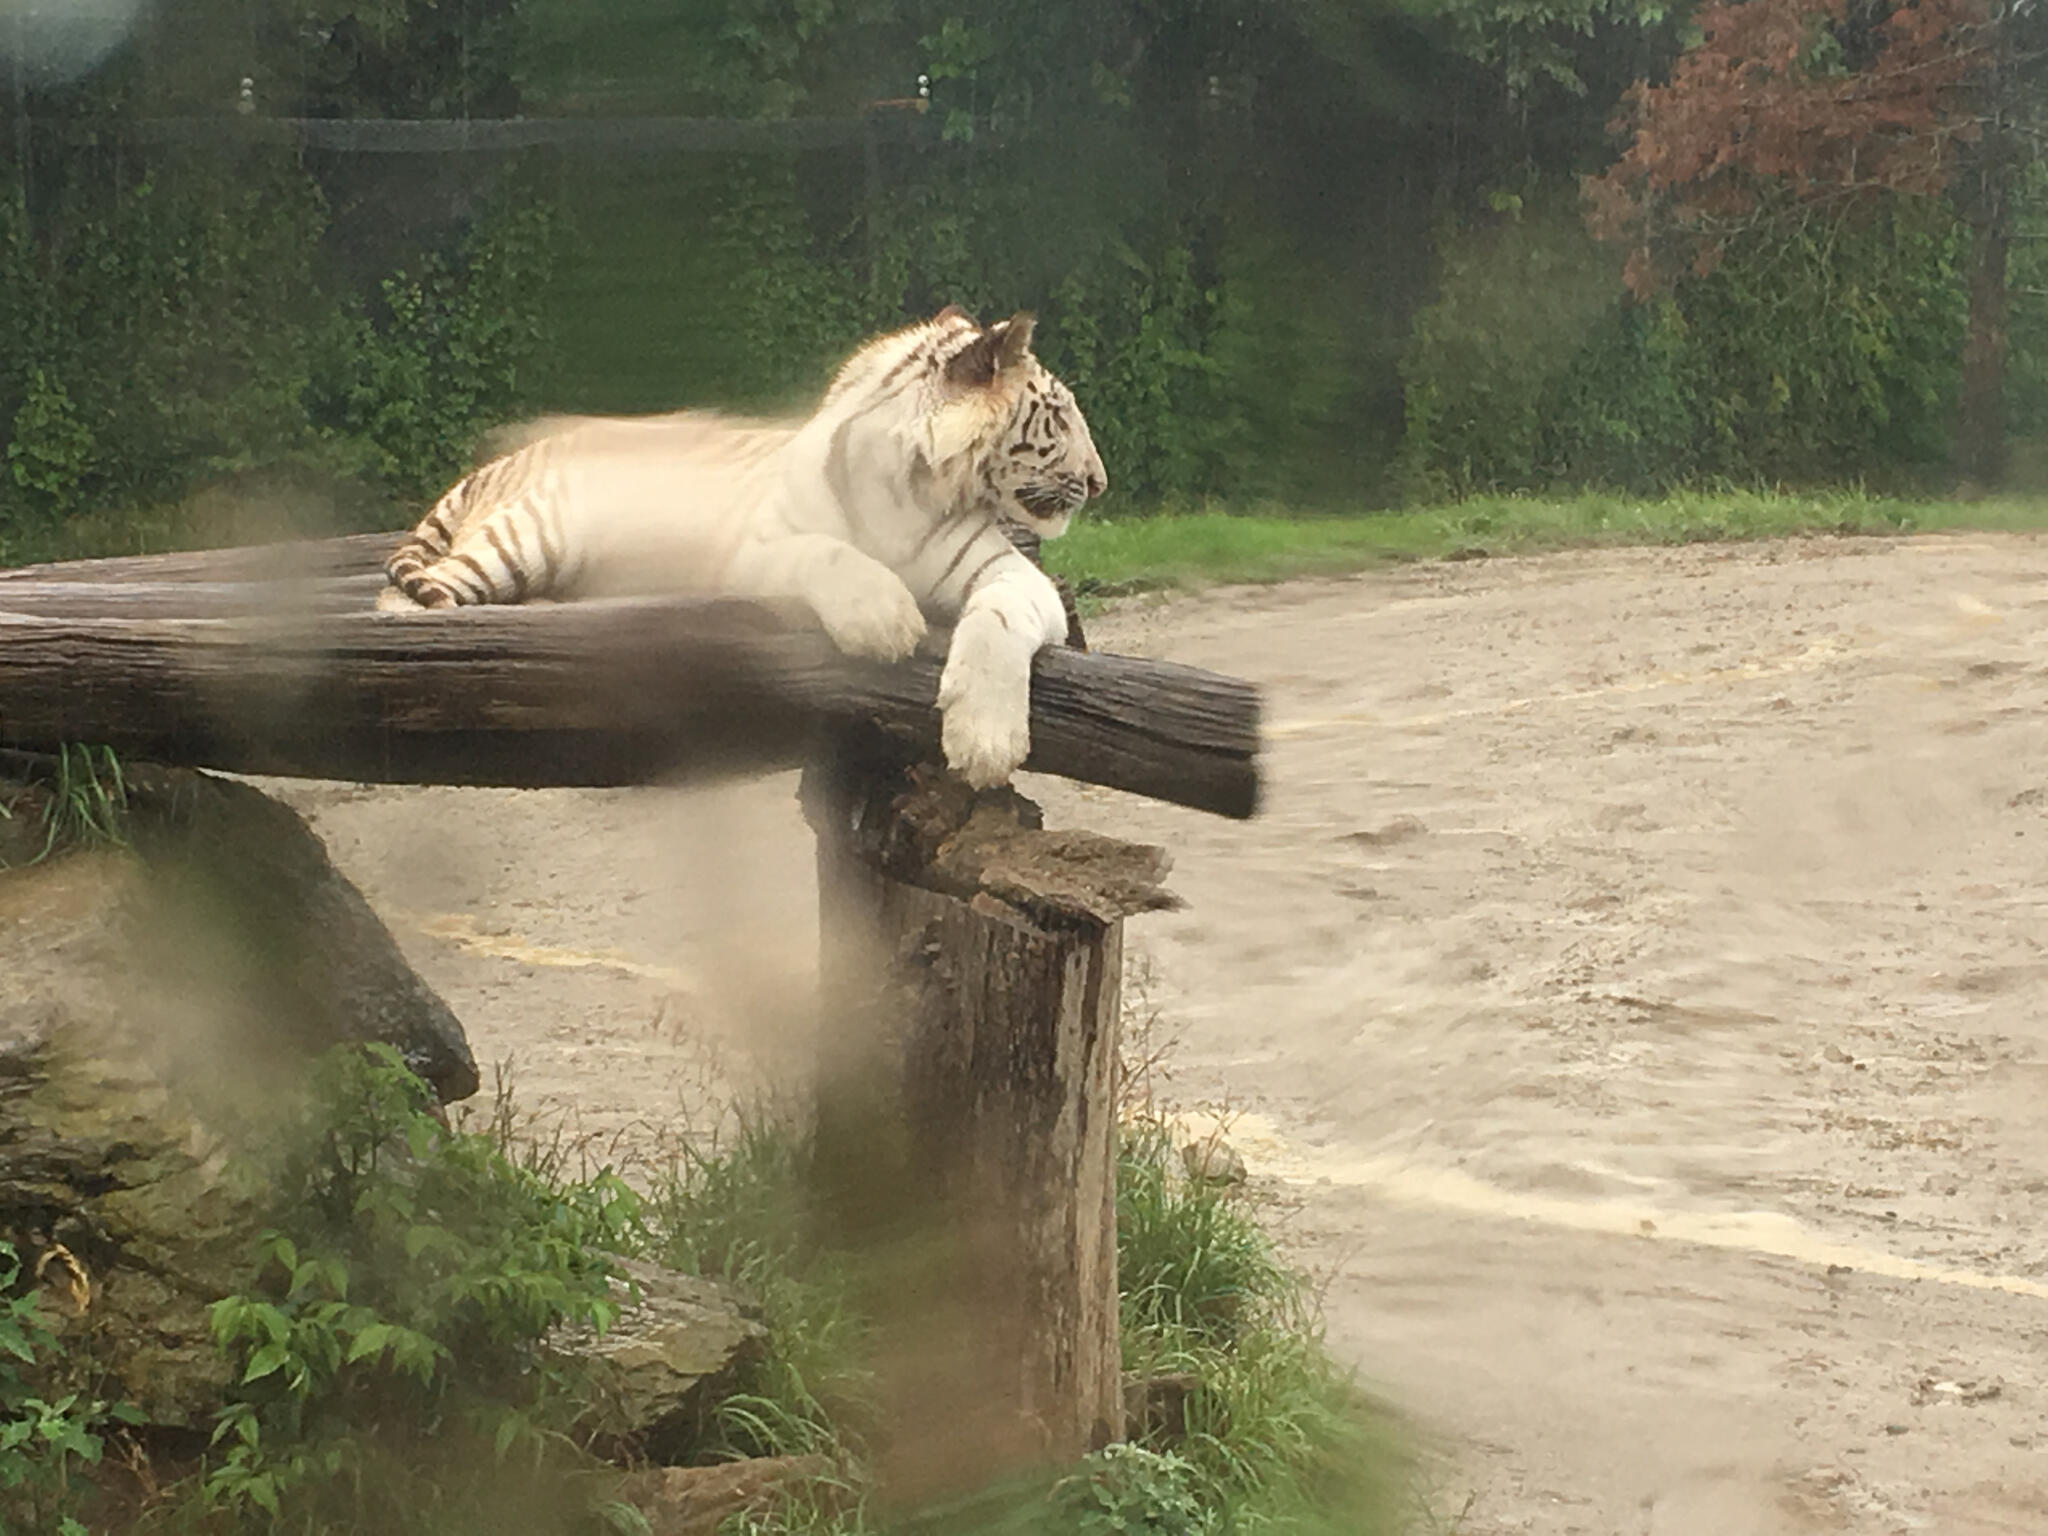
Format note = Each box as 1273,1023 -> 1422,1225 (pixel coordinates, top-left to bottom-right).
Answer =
0,1242 -> 142,1534
201,1043 -> 643,1528
1049,1444 -> 1216,1536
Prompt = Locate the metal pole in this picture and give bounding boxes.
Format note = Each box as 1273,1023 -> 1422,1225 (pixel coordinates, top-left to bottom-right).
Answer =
12,7 -> 30,223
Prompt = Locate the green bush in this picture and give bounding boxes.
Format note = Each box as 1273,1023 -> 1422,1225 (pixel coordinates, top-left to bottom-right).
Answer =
1401,191 -> 1967,493
306,177 -> 563,498
0,155 -> 330,544
200,1043 -> 641,1529
1400,204 -> 1619,496
1049,1444 -> 1216,1536
0,150 -> 561,562
1995,163 -> 2048,455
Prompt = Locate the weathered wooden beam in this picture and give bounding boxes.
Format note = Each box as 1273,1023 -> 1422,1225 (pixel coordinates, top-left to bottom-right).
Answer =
0,579 -> 386,618
0,533 -> 401,586
0,600 -> 1261,818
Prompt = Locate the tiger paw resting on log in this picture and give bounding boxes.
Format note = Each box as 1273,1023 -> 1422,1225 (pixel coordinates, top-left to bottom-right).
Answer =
374,307 -> 1107,789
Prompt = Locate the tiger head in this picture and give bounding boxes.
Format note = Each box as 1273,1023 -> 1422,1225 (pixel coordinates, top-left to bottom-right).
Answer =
839,307 -> 1105,540
919,309 -> 1108,538
814,306 -> 1108,538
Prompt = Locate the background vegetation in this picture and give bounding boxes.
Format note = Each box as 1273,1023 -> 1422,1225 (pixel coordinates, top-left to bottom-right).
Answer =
1,0 -> 2042,567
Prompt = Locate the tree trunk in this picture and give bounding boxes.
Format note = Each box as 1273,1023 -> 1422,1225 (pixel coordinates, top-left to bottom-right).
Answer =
1954,18 -> 2022,492
801,736 -> 1172,1506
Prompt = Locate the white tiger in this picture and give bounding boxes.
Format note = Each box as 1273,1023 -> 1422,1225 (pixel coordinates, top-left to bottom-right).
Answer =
375,307 -> 1108,788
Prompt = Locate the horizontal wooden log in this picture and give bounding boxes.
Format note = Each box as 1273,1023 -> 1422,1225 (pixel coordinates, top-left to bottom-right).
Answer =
0,578 -> 387,619
0,533 -> 402,586
0,600 -> 1261,818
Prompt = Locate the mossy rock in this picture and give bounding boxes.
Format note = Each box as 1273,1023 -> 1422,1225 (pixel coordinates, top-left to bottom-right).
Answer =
0,758 -> 479,1426
557,1257 -> 769,1462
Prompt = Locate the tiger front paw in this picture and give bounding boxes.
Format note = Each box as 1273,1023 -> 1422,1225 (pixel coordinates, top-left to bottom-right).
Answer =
810,562 -> 929,663
373,584 -> 425,613
938,634 -> 1033,789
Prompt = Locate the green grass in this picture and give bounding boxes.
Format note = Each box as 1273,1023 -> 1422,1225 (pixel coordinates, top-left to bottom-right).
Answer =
1044,489 -> 2048,599
644,1117 -> 876,1471
1115,1119 -> 1406,1534
653,1111 -> 1406,1536
0,744 -> 131,868
29,1044 -> 1389,1536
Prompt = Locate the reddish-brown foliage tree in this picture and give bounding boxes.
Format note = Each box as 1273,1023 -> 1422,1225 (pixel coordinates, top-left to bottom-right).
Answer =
1586,0 -> 2023,482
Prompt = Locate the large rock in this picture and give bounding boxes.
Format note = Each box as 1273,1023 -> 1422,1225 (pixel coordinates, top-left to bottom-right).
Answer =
0,754 -> 478,1425
559,1257 -> 768,1462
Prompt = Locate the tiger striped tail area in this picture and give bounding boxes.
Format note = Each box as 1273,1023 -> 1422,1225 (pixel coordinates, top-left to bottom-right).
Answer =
382,444 -> 569,608
379,413 -> 796,611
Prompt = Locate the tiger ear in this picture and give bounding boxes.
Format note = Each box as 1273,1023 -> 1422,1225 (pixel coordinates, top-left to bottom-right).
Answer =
995,311 -> 1036,370
944,327 -> 1001,388
933,303 -> 978,326
943,311 -> 1036,390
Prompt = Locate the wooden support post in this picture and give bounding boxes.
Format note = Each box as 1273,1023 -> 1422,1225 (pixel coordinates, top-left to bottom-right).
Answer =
800,732 -> 1176,1504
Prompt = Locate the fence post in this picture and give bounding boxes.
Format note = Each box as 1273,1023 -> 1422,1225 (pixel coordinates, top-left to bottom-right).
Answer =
799,727 -> 1176,1505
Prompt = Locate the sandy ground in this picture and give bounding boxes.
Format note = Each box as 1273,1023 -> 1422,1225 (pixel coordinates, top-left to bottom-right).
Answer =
273,532 -> 2048,1535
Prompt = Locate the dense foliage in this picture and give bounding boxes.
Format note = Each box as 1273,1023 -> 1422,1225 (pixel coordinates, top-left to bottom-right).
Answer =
0,0 -> 2043,555
1582,0 -> 2041,486
201,1044 -> 641,1532
1403,195 -> 1967,492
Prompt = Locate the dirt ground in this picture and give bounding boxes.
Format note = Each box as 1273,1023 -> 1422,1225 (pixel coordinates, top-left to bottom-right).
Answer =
273,532 -> 2048,1535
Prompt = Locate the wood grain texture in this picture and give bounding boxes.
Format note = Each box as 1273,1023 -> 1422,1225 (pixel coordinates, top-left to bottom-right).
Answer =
0,532 -> 401,585
804,750 -> 1140,1494
0,540 -> 1261,817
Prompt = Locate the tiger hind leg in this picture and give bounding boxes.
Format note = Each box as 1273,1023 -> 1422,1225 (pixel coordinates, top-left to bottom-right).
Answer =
374,584 -> 426,612
387,540 -> 527,608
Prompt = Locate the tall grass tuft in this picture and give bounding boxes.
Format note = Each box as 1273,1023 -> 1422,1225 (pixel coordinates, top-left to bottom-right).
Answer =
1119,1119 -> 1291,1347
1117,1117 -> 1406,1532
644,1117 -> 875,1471
0,743 -> 131,866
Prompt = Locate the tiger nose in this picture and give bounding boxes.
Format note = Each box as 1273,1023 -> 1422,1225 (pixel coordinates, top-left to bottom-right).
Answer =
1085,462 -> 1107,497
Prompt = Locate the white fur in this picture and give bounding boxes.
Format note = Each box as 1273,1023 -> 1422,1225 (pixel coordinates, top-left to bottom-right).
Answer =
383,311 -> 1105,787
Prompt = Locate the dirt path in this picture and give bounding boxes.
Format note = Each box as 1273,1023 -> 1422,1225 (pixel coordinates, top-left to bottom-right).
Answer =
274,532 -> 2048,1535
